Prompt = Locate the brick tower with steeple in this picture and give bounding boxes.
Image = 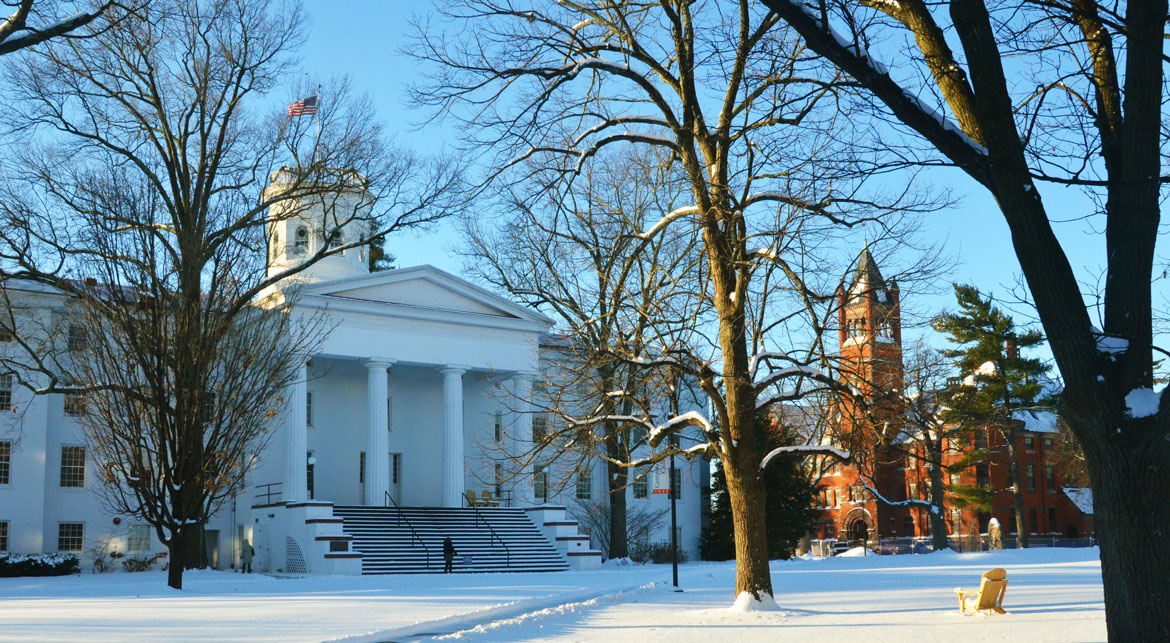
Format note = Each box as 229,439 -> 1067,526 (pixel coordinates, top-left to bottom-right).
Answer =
812,247 -> 910,545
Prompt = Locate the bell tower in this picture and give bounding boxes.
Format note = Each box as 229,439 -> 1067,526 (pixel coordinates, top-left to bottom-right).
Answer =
838,246 -> 903,403
264,168 -> 374,285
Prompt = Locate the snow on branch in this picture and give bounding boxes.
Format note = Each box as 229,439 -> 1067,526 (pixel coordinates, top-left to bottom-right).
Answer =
748,351 -> 795,379
647,410 -> 715,447
636,205 -> 699,240
857,476 -> 941,516
760,445 -> 849,470
753,364 -> 821,391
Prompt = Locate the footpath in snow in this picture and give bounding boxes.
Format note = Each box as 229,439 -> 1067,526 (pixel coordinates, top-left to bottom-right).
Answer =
0,548 -> 1105,642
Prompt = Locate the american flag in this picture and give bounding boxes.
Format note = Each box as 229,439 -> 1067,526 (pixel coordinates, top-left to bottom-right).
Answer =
288,95 -> 318,117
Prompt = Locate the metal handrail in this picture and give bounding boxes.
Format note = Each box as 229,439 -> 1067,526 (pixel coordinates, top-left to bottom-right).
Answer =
385,490 -> 429,569
468,500 -> 510,569
254,482 -> 281,504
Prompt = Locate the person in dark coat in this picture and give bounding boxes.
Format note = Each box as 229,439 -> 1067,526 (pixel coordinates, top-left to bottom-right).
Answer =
443,536 -> 457,573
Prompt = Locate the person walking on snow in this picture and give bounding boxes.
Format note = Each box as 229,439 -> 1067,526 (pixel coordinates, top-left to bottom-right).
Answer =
240,538 -> 254,573
443,536 -> 457,573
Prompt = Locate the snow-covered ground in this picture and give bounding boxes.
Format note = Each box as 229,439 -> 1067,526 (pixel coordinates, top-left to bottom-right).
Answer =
0,548 -> 1105,642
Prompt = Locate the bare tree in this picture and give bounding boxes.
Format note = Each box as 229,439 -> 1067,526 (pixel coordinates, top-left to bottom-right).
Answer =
412,0 -> 944,602
463,148 -> 699,559
762,1 -> 1170,636
0,0 -> 458,589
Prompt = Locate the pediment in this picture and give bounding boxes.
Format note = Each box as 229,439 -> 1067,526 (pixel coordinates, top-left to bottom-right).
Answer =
299,265 -> 552,324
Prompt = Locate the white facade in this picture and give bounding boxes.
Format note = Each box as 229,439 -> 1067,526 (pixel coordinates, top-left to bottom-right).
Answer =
0,183 -> 708,571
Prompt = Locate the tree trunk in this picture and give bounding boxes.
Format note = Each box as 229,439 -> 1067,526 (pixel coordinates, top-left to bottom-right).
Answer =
1002,430 -> 1027,548
608,459 -> 629,559
1086,431 -> 1170,641
181,522 -> 208,569
167,535 -> 185,590
927,445 -> 948,551
723,455 -> 772,599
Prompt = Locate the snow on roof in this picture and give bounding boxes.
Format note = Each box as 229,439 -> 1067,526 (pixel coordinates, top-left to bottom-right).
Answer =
1013,409 -> 1059,433
1062,487 -> 1093,515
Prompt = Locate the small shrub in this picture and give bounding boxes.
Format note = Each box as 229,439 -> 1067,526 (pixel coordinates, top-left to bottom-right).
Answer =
0,553 -> 80,577
122,552 -> 167,572
632,540 -> 688,565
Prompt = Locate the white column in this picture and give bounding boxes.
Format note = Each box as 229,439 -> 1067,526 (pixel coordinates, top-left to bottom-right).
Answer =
283,359 -> 309,503
440,366 -> 468,508
512,371 -> 535,506
364,359 -> 394,505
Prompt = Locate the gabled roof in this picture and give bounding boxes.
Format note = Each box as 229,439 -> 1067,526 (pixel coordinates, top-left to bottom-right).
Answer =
293,264 -> 555,328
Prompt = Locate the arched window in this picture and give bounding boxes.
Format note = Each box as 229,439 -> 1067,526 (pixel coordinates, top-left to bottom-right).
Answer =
294,225 -> 309,254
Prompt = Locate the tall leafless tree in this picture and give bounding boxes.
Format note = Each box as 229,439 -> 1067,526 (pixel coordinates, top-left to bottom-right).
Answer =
412,0 -> 944,601
463,148 -> 700,559
0,0 -> 459,589
762,0 -> 1170,637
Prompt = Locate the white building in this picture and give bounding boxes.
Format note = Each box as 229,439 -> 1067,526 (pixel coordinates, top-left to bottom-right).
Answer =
0,177 -> 707,574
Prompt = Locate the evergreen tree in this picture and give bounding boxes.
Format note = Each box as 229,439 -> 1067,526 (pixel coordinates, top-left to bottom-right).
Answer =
935,284 -> 1050,547
701,411 -> 816,561
369,235 -> 396,272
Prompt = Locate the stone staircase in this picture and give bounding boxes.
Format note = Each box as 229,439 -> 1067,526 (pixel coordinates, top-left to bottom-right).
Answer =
332,505 -> 572,574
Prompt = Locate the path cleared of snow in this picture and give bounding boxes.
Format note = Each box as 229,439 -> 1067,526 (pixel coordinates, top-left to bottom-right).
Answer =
0,548 -> 1104,642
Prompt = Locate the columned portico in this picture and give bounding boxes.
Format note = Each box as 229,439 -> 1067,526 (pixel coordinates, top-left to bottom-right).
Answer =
364,358 -> 395,505
283,359 -> 309,503
440,366 -> 468,508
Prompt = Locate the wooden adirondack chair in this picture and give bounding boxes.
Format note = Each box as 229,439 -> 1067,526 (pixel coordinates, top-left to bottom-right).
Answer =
466,489 -> 481,507
955,568 -> 1009,615
479,490 -> 500,507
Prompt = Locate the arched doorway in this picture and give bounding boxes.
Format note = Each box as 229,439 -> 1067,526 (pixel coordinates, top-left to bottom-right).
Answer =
841,508 -> 874,546
848,520 -> 868,543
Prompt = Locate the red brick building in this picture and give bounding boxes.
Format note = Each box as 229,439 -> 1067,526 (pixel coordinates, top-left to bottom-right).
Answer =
812,249 -> 1093,545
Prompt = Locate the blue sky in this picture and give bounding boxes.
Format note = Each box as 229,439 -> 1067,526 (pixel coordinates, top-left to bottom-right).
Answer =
296,1 -> 1153,364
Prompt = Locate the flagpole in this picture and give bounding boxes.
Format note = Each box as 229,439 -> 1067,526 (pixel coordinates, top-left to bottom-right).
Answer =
314,84 -> 322,165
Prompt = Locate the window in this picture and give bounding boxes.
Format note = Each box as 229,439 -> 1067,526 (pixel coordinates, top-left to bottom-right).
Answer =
202,391 -> 216,424
1028,508 -> 1038,534
533,466 -> 547,501
0,440 -> 9,485
950,472 -> 961,486
294,225 -> 309,254
976,463 -> 990,488
494,412 -> 503,443
975,429 -> 988,450
633,470 -> 648,499
532,414 -> 547,443
60,445 -> 85,488
306,451 -> 314,499
326,228 -> 343,250
1044,438 -> 1053,450
1026,464 -> 1036,491
0,520 -> 7,551
387,396 -> 393,431
306,391 -> 313,427
950,510 -> 962,535
57,522 -> 84,552
1024,436 -> 1035,453
0,374 -> 11,411
128,524 -> 149,552
576,473 -> 591,500
822,520 -> 836,539
391,453 -> 401,485
495,463 -> 503,496
63,390 -> 86,417
359,451 -> 365,484
670,468 -> 682,499
1046,465 -> 1055,491
0,322 -> 12,342
67,325 -> 86,352
908,482 -> 917,499
1048,508 -> 1057,533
